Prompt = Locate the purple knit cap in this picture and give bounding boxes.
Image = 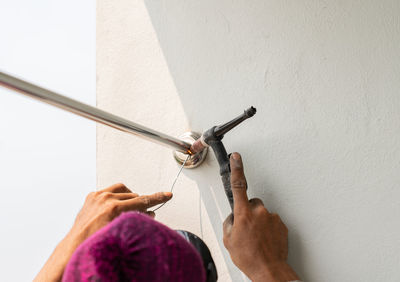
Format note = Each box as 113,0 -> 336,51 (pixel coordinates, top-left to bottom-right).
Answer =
63,212 -> 205,282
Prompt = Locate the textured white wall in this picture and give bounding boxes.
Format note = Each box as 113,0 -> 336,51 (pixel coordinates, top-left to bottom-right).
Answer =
0,1 -> 95,281
97,1 -> 400,281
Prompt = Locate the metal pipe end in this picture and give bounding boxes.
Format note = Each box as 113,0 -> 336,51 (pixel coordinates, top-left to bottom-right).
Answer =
245,106 -> 257,117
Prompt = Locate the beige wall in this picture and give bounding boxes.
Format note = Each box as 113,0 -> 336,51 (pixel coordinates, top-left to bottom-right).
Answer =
97,1 -> 400,281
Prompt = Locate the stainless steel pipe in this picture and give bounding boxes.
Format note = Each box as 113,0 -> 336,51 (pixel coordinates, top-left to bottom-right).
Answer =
0,71 -> 191,153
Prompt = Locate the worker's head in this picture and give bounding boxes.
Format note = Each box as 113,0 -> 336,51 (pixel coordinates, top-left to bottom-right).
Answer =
63,211 -> 216,282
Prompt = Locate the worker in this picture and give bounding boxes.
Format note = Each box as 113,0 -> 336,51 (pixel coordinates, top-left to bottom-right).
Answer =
34,153 -> 300,281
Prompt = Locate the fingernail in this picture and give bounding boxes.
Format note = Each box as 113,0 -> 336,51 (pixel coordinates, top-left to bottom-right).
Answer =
163,192 -> 173,198
231,153 -> 242,169
232,152 -> 240,161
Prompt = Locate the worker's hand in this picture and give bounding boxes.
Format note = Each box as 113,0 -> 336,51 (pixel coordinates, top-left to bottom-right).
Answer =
68,183 -> 172,243
34,183 -> 172,282
223,153 -> 299,282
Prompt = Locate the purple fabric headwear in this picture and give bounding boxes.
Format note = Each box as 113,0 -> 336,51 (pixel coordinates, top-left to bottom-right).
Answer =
63,212 -> 205,282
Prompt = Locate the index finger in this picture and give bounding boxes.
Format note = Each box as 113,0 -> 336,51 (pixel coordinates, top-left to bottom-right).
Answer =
230,153 -> 250,215
120,192 -> 173,211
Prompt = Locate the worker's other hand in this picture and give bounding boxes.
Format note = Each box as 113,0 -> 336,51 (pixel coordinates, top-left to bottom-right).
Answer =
69,183 -> 172,243
34,184 -> 172,282
223,153 -> 299,282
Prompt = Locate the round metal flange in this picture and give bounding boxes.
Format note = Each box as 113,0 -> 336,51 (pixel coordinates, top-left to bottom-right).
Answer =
173,132 -> 208,168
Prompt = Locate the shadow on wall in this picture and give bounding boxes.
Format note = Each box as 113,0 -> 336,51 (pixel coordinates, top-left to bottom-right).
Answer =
182,155 -> 246,280
143,1 -> 308,280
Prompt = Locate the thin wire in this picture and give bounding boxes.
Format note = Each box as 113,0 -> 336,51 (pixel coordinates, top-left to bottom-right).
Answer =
151,155 -> 190,212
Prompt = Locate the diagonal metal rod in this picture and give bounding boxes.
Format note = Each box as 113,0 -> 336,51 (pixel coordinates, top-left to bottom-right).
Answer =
0,71 -> 191,154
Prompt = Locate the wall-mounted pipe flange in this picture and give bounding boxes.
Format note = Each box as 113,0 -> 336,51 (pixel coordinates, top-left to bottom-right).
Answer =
173,132 -> 207,168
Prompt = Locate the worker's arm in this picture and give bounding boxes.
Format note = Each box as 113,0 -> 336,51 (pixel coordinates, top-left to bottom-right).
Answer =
223,153 -> 300,282
34,183 -> 172,282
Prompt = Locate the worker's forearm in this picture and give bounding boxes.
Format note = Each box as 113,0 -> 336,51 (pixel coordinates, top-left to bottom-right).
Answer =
34,230 -> 85,282
250,261 -> 300,282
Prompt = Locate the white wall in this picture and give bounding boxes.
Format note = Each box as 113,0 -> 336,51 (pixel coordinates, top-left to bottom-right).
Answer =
97,1 -> 400,281
0,1 -> 95,281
